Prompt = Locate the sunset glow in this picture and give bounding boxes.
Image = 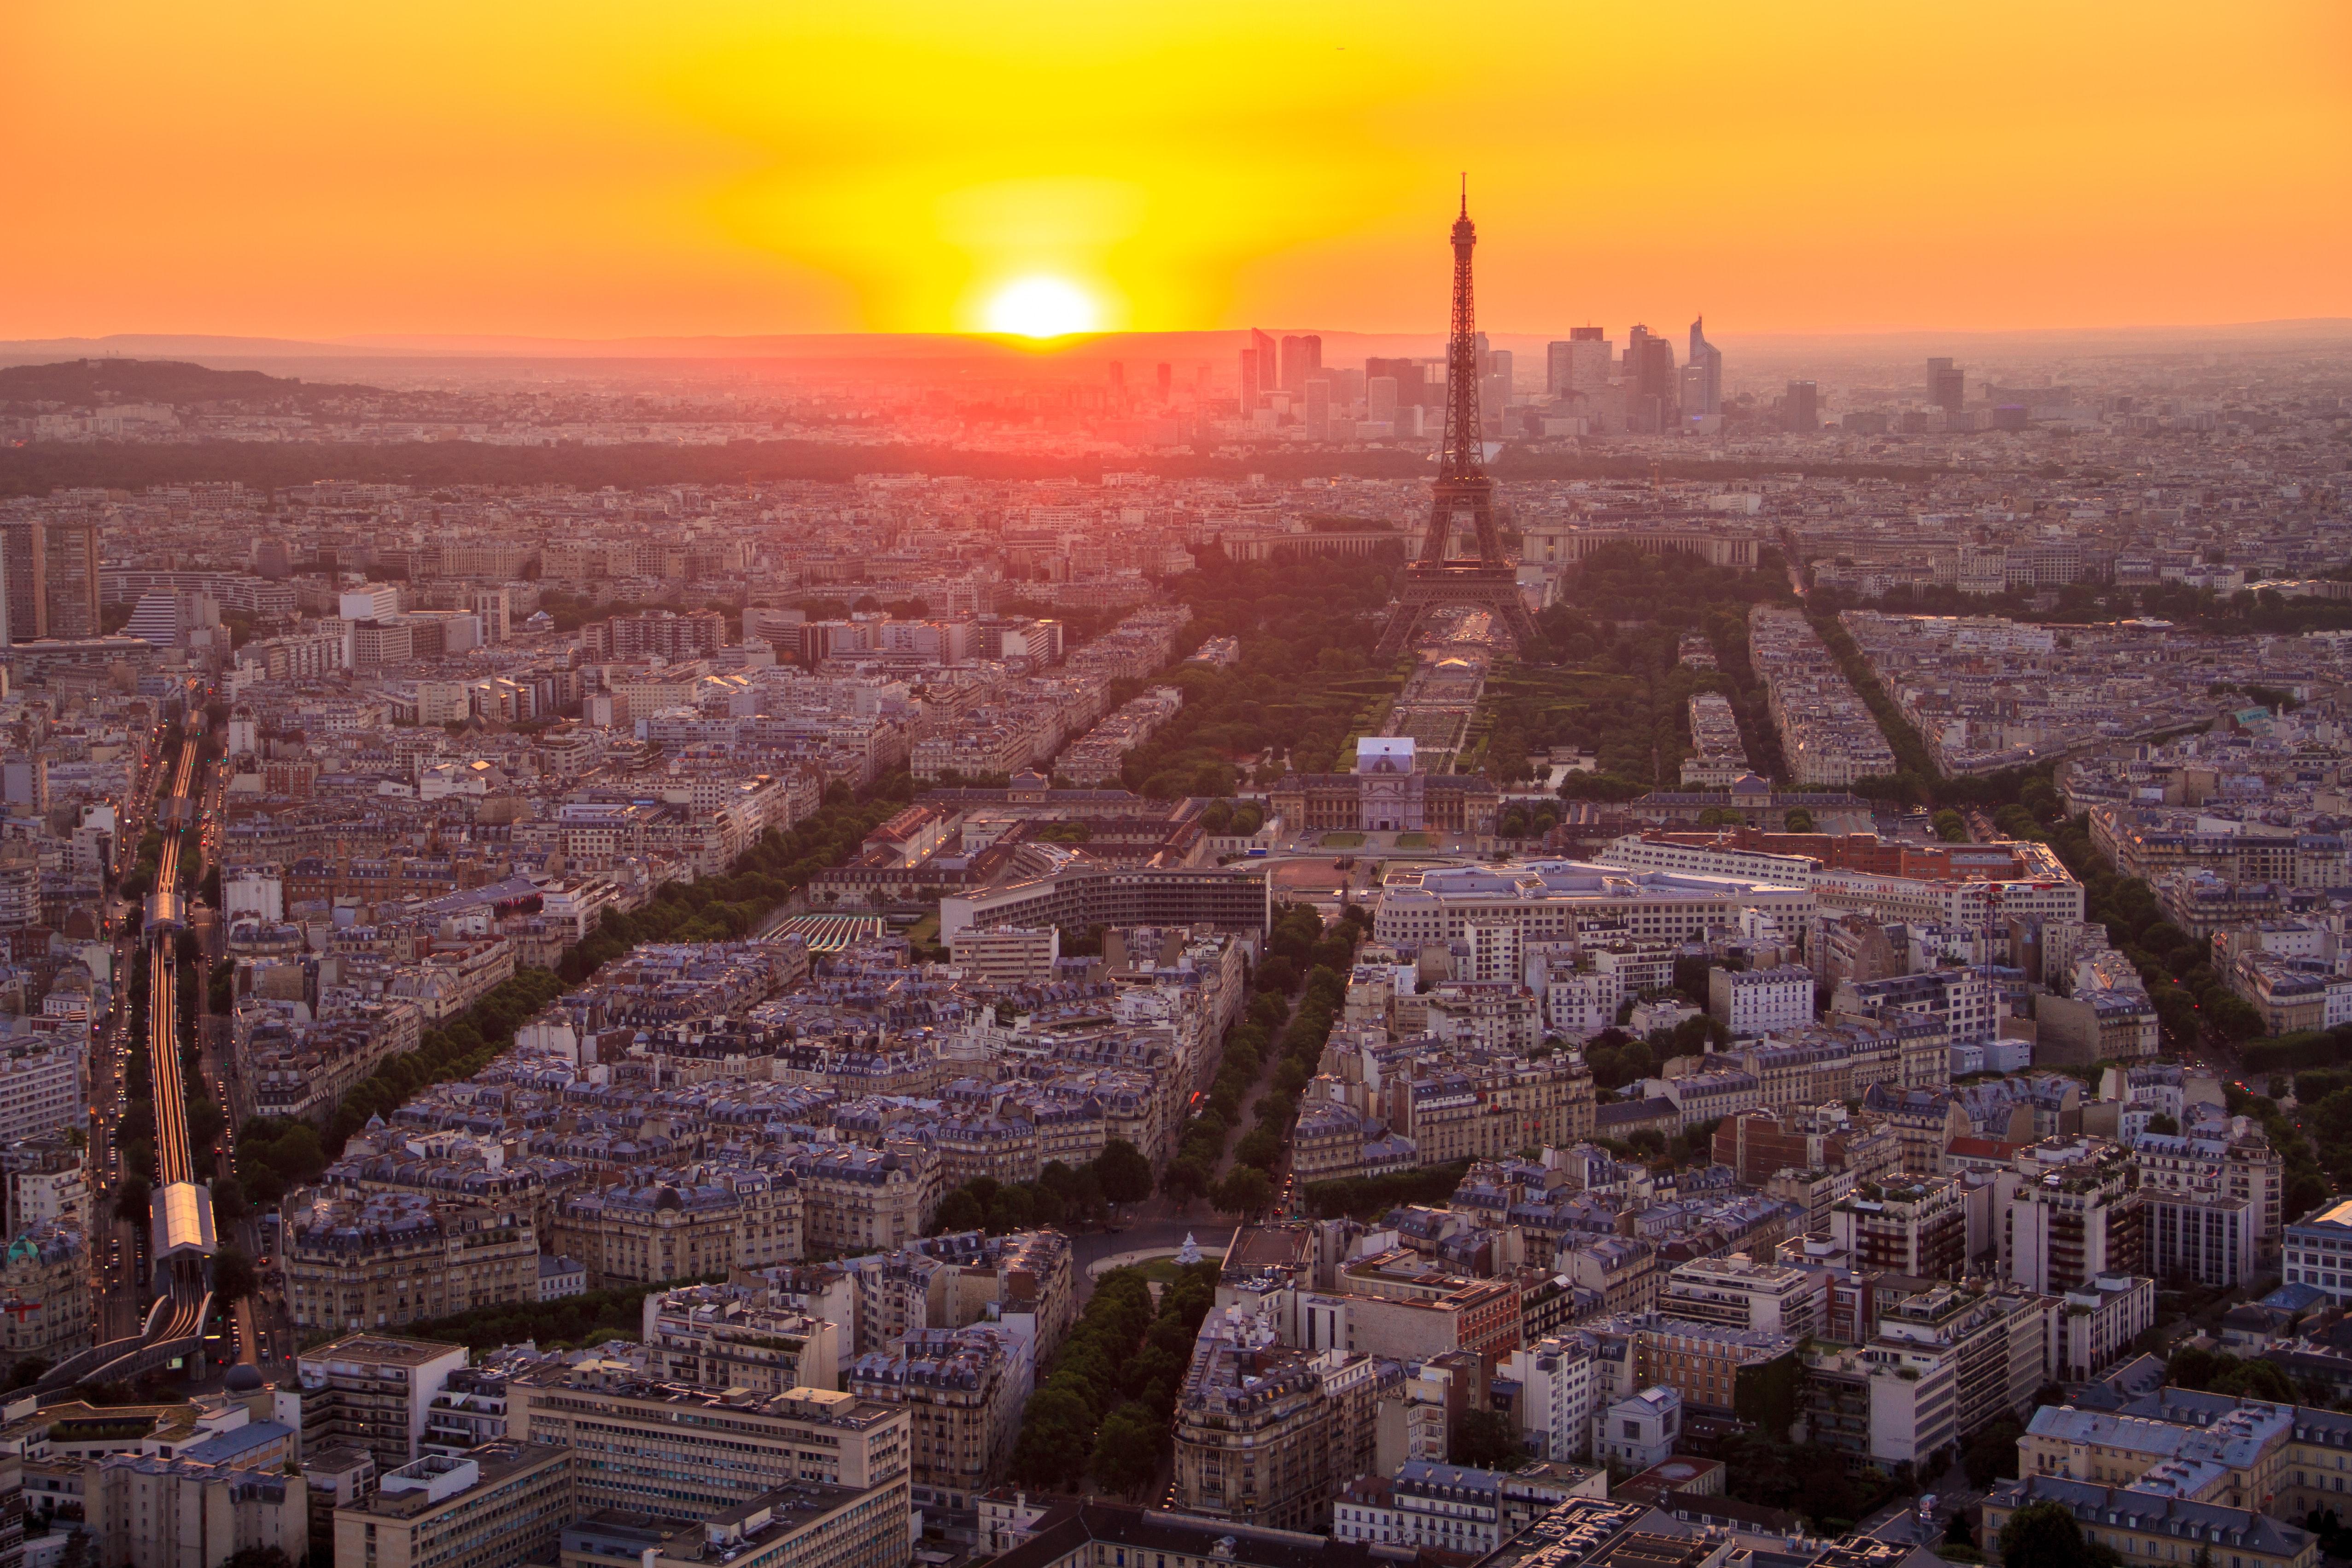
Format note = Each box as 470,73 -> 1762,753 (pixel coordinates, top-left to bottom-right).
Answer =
982,278 -> 1102,339
1,3 -> 2347,340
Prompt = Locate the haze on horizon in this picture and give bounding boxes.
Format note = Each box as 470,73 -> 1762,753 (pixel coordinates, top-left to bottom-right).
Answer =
5,2 -> 2348,344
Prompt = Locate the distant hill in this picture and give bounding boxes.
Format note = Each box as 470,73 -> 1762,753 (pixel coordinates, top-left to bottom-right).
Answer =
0,358 -> 378,408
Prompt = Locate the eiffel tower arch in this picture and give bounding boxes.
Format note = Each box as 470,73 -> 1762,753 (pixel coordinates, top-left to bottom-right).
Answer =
1375,186 -> 1541,661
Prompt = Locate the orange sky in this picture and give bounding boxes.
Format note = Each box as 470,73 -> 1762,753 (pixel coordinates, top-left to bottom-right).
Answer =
3,2 -> 2348,341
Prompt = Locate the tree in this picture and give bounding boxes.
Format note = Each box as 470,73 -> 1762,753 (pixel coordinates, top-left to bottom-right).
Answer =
1159,1158 -> 1209,1208
2147,1112 -> 2180,1135
1010,1385 -> 1093,1487
211,1247 -> 257,1308
1782,807 -> 1815,834
1453,1407 -> 1525,1470
1961,1416 -> 2024,1489
113,1175 -> 151,1225
1090,1400 -> 1164,1495
1999,1500 -> 2122,1568
1210,1166 -> 1273,1218
1932,809 -> 1968,843
1093,1140 -> 1153,1207
225,1550 -> 294,1568
933,1189 -> 986,1234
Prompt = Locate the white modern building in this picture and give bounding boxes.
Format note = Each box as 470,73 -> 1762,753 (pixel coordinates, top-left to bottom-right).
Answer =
2283,1199 -> 2352,1304
1708,964 -> 1814,1039
1374,862 -> 1813,951
0,1043 -> 86,1146
1592,1385 -> 1681,1471
1504,1332 -> 1599,1463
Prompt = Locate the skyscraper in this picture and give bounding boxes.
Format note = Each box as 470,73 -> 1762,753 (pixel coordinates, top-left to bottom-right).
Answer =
1303,377 -> 1332,440
1249,328 -> 1277,399
0,523 -> 45,645
1481,348 -> 1513,436
39,521 -> 101,640
1155,362 -> 1173,402
1279,334 -> 1322,393
1366,356 -> 1428,408
1784,380 -> 1820,433
1927,357 -> 1965,414
1687,315 -> 1723,420
1624,326 -> 1677,434
1547,328 -> 1614,399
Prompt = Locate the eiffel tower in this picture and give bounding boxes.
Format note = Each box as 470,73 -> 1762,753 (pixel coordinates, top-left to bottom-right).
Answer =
1374,185 -> 1542,660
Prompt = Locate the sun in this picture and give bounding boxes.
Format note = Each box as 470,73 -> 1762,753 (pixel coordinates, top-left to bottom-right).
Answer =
982,275 -> 1098,338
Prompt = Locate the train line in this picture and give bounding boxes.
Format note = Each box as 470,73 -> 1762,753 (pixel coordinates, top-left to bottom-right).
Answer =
143,734 -> 212,1348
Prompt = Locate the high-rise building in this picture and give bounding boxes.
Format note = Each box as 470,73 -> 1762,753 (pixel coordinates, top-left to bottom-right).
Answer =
1155,362 -> 1172,401
41,521 -> 100,639
1927,357 -> 1965,414
1784,380 -> 1820,433
1687,315 -> 1722,419
1623,327 -> 1677,433
0,521 -> 99,641
509,1374 -> 908,1521
1247,328 -> 1277,402
1279,334 -> 1321,392
1366,356 -> 1427,408
1303,378 -> 1333,441
1547,327 -> 1614,400
1366,377 -> 1399,426
284,1335 -> 469,1473
0,522 -> 43,645
333,1445 -> 572,1568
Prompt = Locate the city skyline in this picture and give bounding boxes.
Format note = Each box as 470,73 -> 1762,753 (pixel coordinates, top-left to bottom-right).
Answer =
4,4 -> 2348,342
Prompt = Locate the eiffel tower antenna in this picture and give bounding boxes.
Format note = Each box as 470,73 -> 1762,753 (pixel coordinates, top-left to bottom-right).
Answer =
1375,185 -> 1540,659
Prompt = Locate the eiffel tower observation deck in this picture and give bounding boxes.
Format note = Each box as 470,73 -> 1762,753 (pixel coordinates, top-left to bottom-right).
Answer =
1374,185 -> 1542,660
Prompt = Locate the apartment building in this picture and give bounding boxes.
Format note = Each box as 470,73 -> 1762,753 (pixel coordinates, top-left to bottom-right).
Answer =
2019,1401 -> 2291,1514
1871,1281 -> 2054,1441
1584,1314 -> 1799,1418
1801,1334 -> 1960,1468
2001,1142 -> 2145,1294
563,1481 -> 914,1568
2056,1273 -> 2158,1382
643,1294 -> 843,1394
1980,1478 -> 2314,1568
0,1043 -> 86,1146
1334,1462 -> 1520,1557
846,1324 -> 1027,1515
1502,1332 -> 1600,1463
282,1336 -> 468,1474
333,1445 -> 574,1568
1171,1317 -> 1389,1534
547,1169 -> 802,1288
788,1146 -> 939,1255
0,1223 -> 90,1362
2284,1198 -> 2352,1304
1827,1177 -> 1968,1280
507,1370 -> 908,1521
282,1191 -> 539,1332
1708,964 -> 1814,1039
1656,1254 -> 1818,1338
90,1453 -> 309,1568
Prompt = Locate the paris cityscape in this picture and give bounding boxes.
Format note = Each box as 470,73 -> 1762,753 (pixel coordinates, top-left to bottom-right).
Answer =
1,8 -> 2350,1568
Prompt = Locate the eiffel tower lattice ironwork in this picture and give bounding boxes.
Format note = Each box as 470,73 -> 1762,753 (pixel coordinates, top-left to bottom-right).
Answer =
1374,185 -> 1542,660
